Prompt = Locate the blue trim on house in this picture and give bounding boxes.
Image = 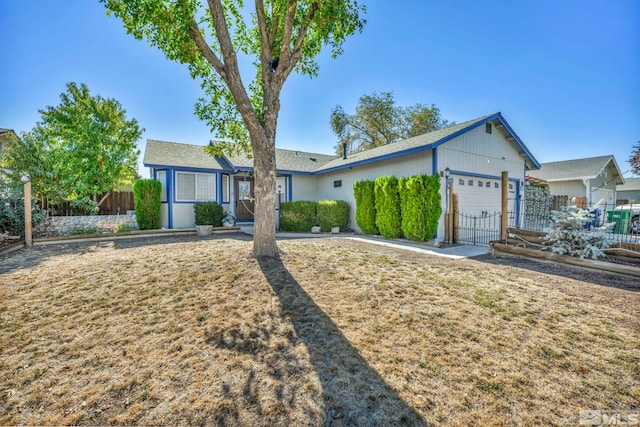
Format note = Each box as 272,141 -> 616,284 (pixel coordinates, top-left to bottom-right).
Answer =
495,114 -> 541,169
167,169 -> 174,228
432,147 -> 438,176
145,163 -> 229,174
448,169 -> 520,182
315,144 -> 435,175
287,175 -> 293,201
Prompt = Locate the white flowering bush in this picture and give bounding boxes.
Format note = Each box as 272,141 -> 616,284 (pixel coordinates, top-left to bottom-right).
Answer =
543,199 -> 612,260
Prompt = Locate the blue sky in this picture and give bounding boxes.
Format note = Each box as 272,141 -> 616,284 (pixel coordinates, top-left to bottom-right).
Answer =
1,0 -> 639,177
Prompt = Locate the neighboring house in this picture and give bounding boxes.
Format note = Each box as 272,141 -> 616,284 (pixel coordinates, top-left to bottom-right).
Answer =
528,155 -> 624,208
617,177 -> 640,204
143,112 -> 540,241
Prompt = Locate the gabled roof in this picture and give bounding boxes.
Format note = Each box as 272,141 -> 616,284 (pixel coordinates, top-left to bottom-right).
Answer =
144,139 -> 338,173
530,155 -> 625,185
144,139 -> 232,171
142,112 -> 540,174
617,177 -> 640,192
315,112 -> 540,173
227,148 -> 337,173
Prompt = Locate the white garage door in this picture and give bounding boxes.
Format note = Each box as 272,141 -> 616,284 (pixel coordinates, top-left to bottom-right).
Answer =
452,175 -> 511,215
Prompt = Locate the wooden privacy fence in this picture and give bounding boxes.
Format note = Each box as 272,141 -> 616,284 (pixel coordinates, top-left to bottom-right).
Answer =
40,191 -> 135,216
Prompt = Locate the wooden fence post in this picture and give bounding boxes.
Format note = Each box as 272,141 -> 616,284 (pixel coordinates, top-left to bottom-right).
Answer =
22,175 -> 33,247
501,171 -> 508,241
452,193 -> 459,244
448,180 -> 454,244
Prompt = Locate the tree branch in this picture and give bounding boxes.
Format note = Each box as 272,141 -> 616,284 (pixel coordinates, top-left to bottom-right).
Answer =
278,0 -> 298,67
187,24 -> 227,79
254,0 -> 272,82
289,1 -> 319,68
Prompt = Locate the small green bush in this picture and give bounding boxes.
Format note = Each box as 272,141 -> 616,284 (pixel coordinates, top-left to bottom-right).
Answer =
69,226 -> 98,235
399,174 -> 442,241
194,202 -> 224,226
374,176 -> 402,239
280,201 -> 317,232
353,180 -> 378,235
317,200 -> 349,231
0,181 -> 47,237
133,179 -> 162,230
115,224 -> 137,233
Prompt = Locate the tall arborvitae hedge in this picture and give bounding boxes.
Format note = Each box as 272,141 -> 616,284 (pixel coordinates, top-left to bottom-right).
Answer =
353,180 -> 378,235
374,176 -> 402,238
317,200 -> 350,231
133,179 -> 162,230
399,174 -> 442,241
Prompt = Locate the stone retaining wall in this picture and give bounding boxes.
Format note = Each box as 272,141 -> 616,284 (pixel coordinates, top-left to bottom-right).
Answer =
34,214 -> 139,237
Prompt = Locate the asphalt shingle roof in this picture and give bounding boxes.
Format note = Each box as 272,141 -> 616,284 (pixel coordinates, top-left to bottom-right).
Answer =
144,140 -> 232,171
143,112 -> 539,174
315,115 -> 493,172
227,148 -> 337,173
618,177 -> 640,192
529,155 -> 618,182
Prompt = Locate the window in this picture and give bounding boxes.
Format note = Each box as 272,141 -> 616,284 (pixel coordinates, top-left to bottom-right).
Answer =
468,179 -> 474,186
176,172 -> 216,201
334,180 -> 342,188
459,178 -> 465,186
494,182 -> 499,189
485,123 -> 492,134
486,181 -> 491,188
156,170 -> 167,202
222,174 -> 230,203
508,183 -> 514,191
478,181 -> 483,187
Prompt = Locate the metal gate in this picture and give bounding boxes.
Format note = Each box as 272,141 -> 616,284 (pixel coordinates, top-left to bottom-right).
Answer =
455,211 -> 502,245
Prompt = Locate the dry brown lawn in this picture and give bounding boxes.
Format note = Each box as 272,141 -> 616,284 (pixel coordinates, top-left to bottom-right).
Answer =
1,234 -> 638,426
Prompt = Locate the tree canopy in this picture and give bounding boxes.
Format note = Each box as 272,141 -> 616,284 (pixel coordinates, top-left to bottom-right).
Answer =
103,0 -> 366,257
630,141 -> 640,175
330,91 -> 451,156
4,82 -> 142,213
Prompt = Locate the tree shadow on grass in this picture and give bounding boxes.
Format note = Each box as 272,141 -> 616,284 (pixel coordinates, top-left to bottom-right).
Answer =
256,254 -> 425,426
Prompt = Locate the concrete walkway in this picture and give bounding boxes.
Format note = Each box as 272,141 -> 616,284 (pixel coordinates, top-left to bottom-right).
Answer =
239,225 -> 488,259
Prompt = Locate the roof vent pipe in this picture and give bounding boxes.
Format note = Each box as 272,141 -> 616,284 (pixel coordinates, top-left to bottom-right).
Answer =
342,143 -> 347,160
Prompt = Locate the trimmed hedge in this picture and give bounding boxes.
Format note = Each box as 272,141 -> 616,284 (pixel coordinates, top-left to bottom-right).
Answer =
133,179 -> 161,230
194,202 -> 224,226
399,175 -> 442,241
280,201 -> 317,232
317,200 -> 349,231
374,176 -> 402,239
353,180 -> 378,235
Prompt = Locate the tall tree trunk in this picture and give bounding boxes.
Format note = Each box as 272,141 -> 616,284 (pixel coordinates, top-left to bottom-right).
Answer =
251,131 -> 279,258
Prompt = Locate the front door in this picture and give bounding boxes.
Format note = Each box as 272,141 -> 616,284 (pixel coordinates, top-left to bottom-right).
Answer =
235,178 -> 255,221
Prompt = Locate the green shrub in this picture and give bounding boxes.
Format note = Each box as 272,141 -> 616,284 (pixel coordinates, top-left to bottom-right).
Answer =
133,179 -> 162,230
353,180 -> 378,235
374,176 -> 402,239
280,201 -> 317,232
317,200 -> 349,231
399,175 -> 442,241
69,226 -> 98,235
0,181 -> 47,237
194,202 -> 224,226
115,224 -> 137,233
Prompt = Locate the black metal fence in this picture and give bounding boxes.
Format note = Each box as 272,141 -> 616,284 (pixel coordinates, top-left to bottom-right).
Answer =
455,211 -> 502,245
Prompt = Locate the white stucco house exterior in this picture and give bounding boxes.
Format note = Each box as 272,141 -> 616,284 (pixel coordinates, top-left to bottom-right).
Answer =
528,155 -> 624,208
143,112 -> 540,242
